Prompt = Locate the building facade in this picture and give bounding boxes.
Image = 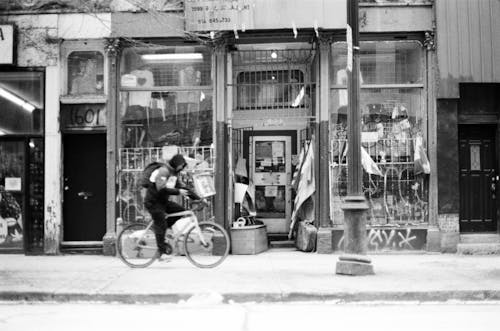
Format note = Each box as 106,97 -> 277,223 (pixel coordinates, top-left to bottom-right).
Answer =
435,0 -> 500,252
1,0 -> 479,255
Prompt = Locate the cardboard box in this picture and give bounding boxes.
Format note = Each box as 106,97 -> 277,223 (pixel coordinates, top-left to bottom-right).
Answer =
230,224 -> 268,255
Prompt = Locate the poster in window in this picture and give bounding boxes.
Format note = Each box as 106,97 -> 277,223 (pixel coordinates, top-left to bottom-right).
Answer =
272,141 -> 284,158
4,177 -> 21,191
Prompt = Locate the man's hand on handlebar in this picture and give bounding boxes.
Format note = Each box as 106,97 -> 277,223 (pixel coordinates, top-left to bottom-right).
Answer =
179,188 -> 202,201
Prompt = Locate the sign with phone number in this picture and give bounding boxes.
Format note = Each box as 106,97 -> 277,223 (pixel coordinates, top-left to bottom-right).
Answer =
61,104 -> 106,129
185,0 -> 254,31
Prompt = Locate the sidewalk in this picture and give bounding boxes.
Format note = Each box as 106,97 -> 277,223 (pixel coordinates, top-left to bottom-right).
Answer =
1,249 -> 500,303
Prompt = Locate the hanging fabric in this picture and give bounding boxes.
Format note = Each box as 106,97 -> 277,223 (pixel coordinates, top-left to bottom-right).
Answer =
361,146 -> 384,176
291,145 -> 306,192
234,156 -> 248,178
414,134 -> 431,175
289,139 -> 315,238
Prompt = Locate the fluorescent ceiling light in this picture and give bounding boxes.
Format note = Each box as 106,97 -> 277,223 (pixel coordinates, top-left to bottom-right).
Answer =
141,53 -> 203,62
0,129 -> 6,135
0,87 -> 36,112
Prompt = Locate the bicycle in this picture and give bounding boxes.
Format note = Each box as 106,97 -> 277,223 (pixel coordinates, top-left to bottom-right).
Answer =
117,200 -> 230,268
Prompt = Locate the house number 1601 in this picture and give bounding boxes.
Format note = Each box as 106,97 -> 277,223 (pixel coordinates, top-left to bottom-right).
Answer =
70,107 -> 102,126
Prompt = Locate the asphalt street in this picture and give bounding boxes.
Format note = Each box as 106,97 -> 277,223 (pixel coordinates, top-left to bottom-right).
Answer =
0,301 -> 499,331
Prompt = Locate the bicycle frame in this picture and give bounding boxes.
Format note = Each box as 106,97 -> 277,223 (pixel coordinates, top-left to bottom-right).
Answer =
135,209 -> 208,252
166,210 -> 209,249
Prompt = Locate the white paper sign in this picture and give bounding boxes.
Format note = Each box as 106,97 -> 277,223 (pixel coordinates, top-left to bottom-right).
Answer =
0,25 -> 14,65
4,177 -> 21,191
272,142 -> 284,158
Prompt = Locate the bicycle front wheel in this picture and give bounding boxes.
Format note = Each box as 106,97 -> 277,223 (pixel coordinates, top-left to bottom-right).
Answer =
117,222 -> 159,268
184,221 -> 230,268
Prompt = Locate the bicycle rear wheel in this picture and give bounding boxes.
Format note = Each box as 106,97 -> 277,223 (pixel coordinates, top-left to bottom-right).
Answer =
117,222 -> 159,268
183,221 -> 230,268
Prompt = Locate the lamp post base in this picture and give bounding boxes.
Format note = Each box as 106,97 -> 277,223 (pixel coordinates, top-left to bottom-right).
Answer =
336,196 -> 375,276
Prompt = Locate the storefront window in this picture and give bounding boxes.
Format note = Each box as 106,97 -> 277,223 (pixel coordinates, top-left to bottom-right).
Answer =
67,51 -> 105,95
118,45 -> 214,225
119,46 -> 213,148
0,141 -> 25,250
0,72 -> 43,135
330,41 -> 428,226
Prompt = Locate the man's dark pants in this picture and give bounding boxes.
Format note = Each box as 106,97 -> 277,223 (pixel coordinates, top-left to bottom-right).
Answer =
147,200 -> 186,254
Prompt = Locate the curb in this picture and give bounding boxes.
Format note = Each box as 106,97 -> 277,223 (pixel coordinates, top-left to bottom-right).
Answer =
2,290 -> 500,304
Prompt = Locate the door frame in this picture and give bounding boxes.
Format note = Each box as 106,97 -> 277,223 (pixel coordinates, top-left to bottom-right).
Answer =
251,135 -> 292,233
458,123 -> 499,233
243,130 -> 298,234
62,131 -> 106,245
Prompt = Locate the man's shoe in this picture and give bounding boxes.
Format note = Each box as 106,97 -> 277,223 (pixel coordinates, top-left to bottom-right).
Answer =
158,253 -> 173,262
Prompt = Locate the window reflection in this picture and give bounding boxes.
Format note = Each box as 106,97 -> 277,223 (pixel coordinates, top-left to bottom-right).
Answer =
329,41 -> 428,225
0,72 -> 44,135
68,51 -> 104,95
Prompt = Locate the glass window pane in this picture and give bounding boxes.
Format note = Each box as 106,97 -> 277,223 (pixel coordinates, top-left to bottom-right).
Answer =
470,144 -> 481,171
255,185 -> 286,217
120,90 -> 213,148
236,70 -> 306,109
68,51 -> 104,95
120,46 -> 212,88
0,141 -> 25,250
0,72 -> 44,135
255,141 -> 286,173
331,41 -> 423,85
329,87 -> 428,224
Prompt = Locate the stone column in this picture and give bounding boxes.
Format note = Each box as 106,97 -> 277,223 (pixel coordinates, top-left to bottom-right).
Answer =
102,38 -> 121,256
44,65 -> 62,254
211,38 -> 228,229
316,34 -> 334,254
424,30 -> 441,252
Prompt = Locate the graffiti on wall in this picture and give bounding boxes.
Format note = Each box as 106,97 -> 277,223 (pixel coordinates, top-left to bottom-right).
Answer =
44,199 -> 60,253
331,162 -> 429,225
334,228 -> 427,251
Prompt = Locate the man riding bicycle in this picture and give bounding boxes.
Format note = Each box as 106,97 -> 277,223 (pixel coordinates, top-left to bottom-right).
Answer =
144,154 -> 200,261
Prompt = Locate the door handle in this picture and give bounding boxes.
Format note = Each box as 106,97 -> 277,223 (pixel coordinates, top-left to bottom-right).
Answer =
78,191 -> 93,199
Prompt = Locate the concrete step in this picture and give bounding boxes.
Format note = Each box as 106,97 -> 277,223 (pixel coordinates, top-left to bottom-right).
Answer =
457,243 -> 500,255
269,240 -> 295,249
459,233 -> 500,244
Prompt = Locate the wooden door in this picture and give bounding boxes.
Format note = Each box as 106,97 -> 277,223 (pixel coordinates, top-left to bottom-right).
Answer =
459,125 -> 497,232
63,133 -> 106,242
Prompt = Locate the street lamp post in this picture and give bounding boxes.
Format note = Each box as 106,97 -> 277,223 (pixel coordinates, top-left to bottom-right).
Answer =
335,0 -> 374,276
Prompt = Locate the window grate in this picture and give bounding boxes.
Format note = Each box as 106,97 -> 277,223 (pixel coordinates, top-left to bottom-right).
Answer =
231,49 -> 316,117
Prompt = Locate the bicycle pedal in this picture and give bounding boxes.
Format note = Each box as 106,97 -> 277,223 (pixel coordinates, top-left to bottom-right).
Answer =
165,243 -> 173,255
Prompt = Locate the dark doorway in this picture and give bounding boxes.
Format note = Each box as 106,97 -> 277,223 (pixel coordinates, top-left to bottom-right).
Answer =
459,125 -> 497,232
63,133 -> 106,242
